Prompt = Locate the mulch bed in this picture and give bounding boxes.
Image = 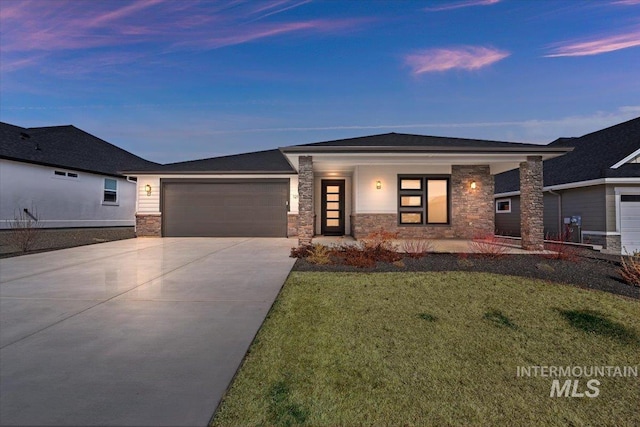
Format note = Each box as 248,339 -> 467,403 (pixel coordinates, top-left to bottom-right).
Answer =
293,253 -> 640,300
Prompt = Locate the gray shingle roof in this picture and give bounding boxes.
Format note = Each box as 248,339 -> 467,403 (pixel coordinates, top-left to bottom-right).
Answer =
284,132 -> 549,150
0,122 -> 157,177
136,149 -> 296,174
495,117 -> 640,193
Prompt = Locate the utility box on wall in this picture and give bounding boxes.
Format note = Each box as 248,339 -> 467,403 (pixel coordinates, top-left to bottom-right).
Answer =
563,216 -> 582,243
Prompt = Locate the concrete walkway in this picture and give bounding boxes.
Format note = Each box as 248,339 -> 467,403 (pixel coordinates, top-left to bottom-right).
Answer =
0,238 -> 296,427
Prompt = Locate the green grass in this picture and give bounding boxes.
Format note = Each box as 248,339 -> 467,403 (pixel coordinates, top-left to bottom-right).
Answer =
212,272 -> 640,427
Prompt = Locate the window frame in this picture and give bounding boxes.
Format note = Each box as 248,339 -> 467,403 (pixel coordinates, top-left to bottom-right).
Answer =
103,178 -> 118,205
495,198 -> 512,214
397,175 -> 451,226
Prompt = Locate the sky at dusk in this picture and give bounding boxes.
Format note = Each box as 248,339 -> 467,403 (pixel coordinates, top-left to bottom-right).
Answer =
1,0 -> 639,164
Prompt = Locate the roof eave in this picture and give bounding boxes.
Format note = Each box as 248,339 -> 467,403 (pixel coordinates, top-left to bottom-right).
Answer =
120,170 -> 297,175
1,155 -> 125,178
279,145 -> 573,154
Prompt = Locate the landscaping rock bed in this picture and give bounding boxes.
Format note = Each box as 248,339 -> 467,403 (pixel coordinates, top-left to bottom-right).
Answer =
293,253 -> 640,300
0,227 -> 135,257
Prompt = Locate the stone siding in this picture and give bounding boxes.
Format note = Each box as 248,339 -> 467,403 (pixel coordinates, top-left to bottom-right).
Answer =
287,213 -> 299,237
583,233 -> 622,255
450,165 -> 494,239
136,214 -> 161,237
298,156 -> 314,245
520,156 -> 544,250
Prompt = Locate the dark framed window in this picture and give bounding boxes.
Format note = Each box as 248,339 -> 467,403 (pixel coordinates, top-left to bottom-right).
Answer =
103,178 -> 118,203
495,198 -> 511,213
398,175 -> 450,225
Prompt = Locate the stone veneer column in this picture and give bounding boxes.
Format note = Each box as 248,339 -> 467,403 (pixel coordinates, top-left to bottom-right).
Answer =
520,156 -> 544,250
135,213 -> 161,237
298,156 -> 314,245
451,165 -> 494,239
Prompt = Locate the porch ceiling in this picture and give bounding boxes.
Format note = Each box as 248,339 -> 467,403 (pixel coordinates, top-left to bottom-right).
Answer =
284,152 -> 560,175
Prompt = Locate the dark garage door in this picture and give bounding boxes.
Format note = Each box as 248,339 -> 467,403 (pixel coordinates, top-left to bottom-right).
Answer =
162,180 -> 288,237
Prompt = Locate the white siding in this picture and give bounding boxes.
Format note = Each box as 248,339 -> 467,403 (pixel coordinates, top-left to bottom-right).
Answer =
136,176 -> 161,214
0,159 -> 136,229
353,165 -> 451,213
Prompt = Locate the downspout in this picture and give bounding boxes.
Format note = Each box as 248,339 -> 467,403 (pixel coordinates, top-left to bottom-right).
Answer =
548,189 -> 562,240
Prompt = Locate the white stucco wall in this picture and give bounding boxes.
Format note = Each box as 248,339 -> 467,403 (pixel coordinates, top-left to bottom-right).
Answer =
134,175 -> 299,214
353,165 -> 452,213
0,159 -> 136,229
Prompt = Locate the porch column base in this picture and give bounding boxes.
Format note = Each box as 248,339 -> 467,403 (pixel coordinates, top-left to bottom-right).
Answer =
520,156 -> 544,251
298,156 -> 314,246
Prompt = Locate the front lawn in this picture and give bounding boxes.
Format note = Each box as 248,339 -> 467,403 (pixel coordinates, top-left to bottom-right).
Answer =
212,272 -> 640,426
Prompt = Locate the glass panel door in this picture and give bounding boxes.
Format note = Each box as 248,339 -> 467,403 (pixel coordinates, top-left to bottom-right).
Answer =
321,180 -> 345,235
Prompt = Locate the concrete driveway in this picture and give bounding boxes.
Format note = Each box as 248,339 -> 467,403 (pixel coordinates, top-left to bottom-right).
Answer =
0,238 -> 296,427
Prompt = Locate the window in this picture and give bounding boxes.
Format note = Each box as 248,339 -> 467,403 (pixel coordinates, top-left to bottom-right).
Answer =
103,178 -> 118,203
53,170 -> 79,179
398,176 -> 449,225
495,198 -> 511,213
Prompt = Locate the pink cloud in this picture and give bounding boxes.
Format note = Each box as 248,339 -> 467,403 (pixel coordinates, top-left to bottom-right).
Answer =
405,46 -> 510,74
424,0 -> 500,12
545,29 -> 640,57
611,0 -> 640,5
0,1 -> 366,54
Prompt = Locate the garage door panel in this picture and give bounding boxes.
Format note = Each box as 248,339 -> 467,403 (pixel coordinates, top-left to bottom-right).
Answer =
621,200 -> 640,254
162,181 -> 288,237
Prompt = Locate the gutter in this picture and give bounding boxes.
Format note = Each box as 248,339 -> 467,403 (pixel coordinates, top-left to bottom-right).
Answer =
548,189 -> 562,238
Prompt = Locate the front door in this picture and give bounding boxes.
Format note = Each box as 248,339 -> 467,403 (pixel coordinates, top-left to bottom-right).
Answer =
321,180 -> 345,235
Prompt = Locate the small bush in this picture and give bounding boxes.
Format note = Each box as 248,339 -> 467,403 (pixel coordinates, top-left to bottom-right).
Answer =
620,251 -> 640,287
306,244 -> 332,265
543,232 -> 580,262
360,229 -> 402,263
290,245 -> 311,258
335,244 -> 376,268
468,233 -> 509,259
7,207 -> 43,253
401,239 -> 434,258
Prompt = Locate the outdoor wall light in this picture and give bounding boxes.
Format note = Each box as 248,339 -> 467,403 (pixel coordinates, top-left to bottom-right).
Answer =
376,180 -> 382,190
470,181 -> 477,190
145,184 -> 152,196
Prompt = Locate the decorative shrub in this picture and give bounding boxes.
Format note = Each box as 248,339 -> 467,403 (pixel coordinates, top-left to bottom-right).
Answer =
306,244 -> 332,265
7,207 -> 43,253
620,251 -> 640,287
468,233 -> 509,259
334,244 -> 376,268
290,245 -> 312,258
360,229 -> 402,263
400,239 -> 434,258
543,232 -> 580,262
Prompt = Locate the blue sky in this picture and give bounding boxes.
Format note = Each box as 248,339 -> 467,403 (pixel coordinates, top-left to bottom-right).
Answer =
1,0 -> 639,164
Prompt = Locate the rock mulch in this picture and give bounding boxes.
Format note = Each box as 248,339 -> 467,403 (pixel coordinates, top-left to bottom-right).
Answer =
0,227 -> 135,257
293,253 -> 639,300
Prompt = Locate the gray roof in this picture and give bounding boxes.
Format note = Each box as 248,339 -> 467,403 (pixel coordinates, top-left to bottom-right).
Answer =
495,117 -> 640,193
128,149 -> 296,174
0,122 -> 157,177
281,132 -> 559,152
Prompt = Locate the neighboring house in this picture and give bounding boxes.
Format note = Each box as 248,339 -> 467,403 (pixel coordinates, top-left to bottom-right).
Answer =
0,122 -> 157,231
124,133 -> 570,250
494,117 -> 640,254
